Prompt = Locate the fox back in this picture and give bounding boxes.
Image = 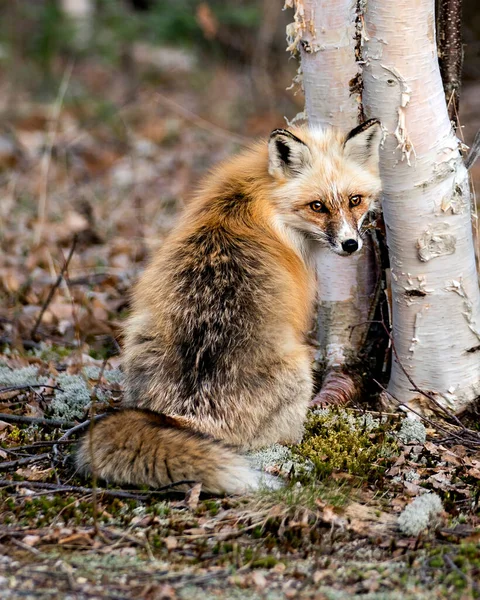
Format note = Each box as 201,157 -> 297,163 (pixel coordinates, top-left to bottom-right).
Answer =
76,120 -> 382,494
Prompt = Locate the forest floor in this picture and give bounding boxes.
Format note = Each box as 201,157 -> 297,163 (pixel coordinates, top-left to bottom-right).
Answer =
0,49 -> 480,599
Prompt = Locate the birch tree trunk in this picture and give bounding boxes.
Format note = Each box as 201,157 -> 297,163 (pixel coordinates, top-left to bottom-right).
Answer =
362,0 -> 480,414
287,0 -> 378,403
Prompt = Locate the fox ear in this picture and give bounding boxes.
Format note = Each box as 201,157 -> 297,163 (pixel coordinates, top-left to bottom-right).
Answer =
268,129 -> 312,178
344,119 -> 382,172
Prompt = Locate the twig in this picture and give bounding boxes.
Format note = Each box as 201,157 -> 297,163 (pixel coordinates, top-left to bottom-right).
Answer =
0,337 -> 42,350
51,413 -> 109,478
0,479 -> 196,500
10,537 -> 41,556
465,128 -> 480,170
0,413 -> 75,428
36,61 -> 74,244
31,235 -> 78,339
0,453 -> 51,471
444,552 -> 480,593
156,92 -> 251,146
91,357 -> 109,401
4,440 -> 75,452
56,414 -> 110,443
373,379 -> 480,448
0,384 -> 62,395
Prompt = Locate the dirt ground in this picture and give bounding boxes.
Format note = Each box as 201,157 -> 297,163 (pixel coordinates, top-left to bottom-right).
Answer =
1,40 -> 480,600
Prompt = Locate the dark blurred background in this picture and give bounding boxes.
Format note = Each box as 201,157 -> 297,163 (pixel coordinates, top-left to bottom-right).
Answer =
0,0 -> 478,357
0,0 -> 478,227
0,0 -> 478,156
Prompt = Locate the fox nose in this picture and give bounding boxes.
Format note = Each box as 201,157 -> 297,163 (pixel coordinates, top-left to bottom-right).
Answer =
341,239 -> 358,254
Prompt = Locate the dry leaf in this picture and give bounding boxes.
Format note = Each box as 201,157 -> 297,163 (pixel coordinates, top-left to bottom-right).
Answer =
164,536 -> 178,551
59,532 -> 94,546
196,3 -> 218,39
16,467 -> 53,481
186,482 -> 202,510
467,468 -> 480,479
22,535 -> 41,547
423,441 -> 439,455
251,571 -> 267,589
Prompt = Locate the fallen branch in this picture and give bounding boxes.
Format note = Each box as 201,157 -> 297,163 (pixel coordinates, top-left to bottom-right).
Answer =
0,453 -> 51,471
0,384 -> 62,395
31,235 -> 77,339
3,440 -> 76,452
465,128 -> 480,170
0,413 -> 76,428
0,479 -> 196,500
55,414 -> 110,443
0,337 -> 41,350
374,379 -> 480,449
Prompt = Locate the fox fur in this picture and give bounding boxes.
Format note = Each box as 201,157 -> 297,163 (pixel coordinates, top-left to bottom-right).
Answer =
76,119 -> 382,494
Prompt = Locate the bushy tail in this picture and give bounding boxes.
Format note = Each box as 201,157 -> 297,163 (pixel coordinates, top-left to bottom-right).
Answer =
76,409 -> 276,495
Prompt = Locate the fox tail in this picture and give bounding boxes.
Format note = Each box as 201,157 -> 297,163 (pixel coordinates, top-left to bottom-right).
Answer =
75,409 -> 278,495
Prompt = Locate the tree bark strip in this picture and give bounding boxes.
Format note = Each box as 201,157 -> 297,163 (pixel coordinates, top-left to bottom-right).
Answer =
436,0 -> 463,124
287,0 -> 379,398
363,0 -> 480,414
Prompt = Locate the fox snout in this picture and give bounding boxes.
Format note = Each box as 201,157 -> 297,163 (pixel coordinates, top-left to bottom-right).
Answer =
328,215 -> 364,256
267,119 -> 382,260
341,239 -> 359,254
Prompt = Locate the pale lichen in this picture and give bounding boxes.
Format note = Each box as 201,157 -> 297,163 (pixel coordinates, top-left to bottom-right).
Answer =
0,366 -> 47,388
50,373 -> 91,420
397,417 -> 426,445
249,444 -> 297,475
83,365 -> 123,385
398,493 -> 443,536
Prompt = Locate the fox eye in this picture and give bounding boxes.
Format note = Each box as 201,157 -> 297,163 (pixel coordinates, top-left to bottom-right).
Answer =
309,201 -> 327,213
349,195 -> 362,207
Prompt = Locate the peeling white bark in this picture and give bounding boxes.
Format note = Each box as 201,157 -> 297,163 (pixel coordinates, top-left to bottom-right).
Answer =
363,0 -> 480,413
287,0 -> 378,369
291,0 -> 359,129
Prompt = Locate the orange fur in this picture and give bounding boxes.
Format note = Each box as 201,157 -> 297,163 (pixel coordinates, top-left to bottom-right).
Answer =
76,121 -> 382,494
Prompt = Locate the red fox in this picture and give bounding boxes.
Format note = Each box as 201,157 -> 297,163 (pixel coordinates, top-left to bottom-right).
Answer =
76,119 -> 382,494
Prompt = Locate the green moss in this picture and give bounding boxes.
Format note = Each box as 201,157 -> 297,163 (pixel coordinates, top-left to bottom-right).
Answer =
261,480 -> 350,513
424,543 -> 480,593
147,501 -> 170,517
429,556 -> 444,568
201,499 -> 220,516
243,547 -> 254,562
33,343 -> 73,362
251,556 -> 277,569
293,409 -> 398,480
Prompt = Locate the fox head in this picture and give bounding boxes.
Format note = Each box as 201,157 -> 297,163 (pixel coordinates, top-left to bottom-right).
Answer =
268,119 -> 382,256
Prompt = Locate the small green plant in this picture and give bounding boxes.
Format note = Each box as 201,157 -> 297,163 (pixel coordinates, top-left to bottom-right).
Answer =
425,543 -> 480,594
293,408 -> 398,480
